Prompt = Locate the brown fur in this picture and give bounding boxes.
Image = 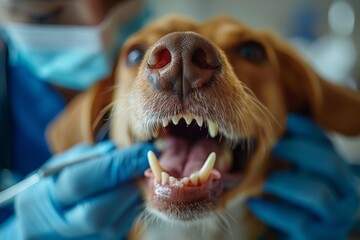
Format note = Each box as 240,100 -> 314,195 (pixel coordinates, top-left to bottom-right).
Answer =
47,15 -> 360,239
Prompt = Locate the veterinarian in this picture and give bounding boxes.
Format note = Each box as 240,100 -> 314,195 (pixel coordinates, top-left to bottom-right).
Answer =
0,1 -> 359,240
0,0 -> 158,239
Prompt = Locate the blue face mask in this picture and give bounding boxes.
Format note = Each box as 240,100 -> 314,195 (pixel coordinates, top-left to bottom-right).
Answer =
2,0 -> 150,90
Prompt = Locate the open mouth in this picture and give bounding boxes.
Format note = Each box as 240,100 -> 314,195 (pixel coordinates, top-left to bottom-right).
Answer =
144,113 -> 256,221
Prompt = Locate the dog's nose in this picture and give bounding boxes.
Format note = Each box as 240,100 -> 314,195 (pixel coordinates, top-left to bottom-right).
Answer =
146,32 -> 221,98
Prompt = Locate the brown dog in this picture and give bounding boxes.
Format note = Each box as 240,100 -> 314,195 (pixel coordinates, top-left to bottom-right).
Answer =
47,15 -> 360,239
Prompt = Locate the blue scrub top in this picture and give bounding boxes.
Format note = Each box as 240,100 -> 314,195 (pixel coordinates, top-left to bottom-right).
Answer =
8,62 -> 66,176
0,53 -> 66,223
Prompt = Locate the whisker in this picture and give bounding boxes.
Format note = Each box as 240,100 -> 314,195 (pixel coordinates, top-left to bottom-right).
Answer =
213,211 -> 233,237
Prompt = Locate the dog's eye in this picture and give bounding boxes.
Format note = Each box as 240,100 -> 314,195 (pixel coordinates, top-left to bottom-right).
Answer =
236,41 -> 267,64
126,45 -> 146,67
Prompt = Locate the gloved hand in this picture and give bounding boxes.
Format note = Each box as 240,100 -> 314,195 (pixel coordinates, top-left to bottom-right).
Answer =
248,114 -> 360,240
0,141 -> 156,240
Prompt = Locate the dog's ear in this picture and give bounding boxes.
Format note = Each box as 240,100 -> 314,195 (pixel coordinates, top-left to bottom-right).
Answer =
269,35 -> 360,136
46,77 -> 114,153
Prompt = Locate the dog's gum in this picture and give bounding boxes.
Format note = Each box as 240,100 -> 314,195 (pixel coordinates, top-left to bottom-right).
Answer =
150,172 -> 222,206
146,168 -> 222,188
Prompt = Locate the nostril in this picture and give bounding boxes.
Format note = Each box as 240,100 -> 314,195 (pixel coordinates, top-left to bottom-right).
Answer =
148,48 -> 172,69
146,32 -> 222,97
192,48 -> 221,69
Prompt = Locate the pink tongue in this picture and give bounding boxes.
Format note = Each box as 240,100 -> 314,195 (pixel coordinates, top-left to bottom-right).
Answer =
159,136 -> 219,178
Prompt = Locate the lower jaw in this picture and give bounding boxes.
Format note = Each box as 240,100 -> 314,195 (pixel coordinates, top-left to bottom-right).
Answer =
146,176 -> 225,221
143,135 -> 254,221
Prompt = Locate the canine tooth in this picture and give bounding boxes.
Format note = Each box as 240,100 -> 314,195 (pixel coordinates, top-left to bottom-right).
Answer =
162,172 -> 169,185
195,116 -> 203,127
172,115 -> 180,125
169,176 -> 176,185
183,115 -> 193,125
190,173 -> 199,185
199,152 -> 216,184
162,118 -> 169,127
208,120 -> 219,138
147,151 -> 163,183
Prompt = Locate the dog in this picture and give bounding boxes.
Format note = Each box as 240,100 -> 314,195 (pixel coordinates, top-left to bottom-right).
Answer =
47,15 -> 360,240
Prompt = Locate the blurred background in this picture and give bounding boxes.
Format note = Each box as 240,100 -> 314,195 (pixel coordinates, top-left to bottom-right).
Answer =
149,0 -> 360,162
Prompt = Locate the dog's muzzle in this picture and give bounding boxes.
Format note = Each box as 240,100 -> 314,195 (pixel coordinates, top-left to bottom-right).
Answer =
138,32 -> 257,222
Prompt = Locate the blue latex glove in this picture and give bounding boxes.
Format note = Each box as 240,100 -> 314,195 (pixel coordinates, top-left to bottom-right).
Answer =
248,114 -> 360,240
0,141 -> 156,240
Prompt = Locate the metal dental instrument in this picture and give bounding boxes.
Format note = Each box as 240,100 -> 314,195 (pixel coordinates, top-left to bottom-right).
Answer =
0,152 -> 102,208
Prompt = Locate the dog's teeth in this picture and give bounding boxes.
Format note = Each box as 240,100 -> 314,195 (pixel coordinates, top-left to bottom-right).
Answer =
172,115 -> 180,125
176,181 -> 184,187
162,118 -> 169,127
181,177 -> 190,185
183,115 -> 193,125
161,172 -> 169,185
147,151 -> 163,183
190,173 -> 199,186
195,116 -> 203,127
199,152 -> 216,184
208,120 -> 219,138
169,176 -> 176,185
